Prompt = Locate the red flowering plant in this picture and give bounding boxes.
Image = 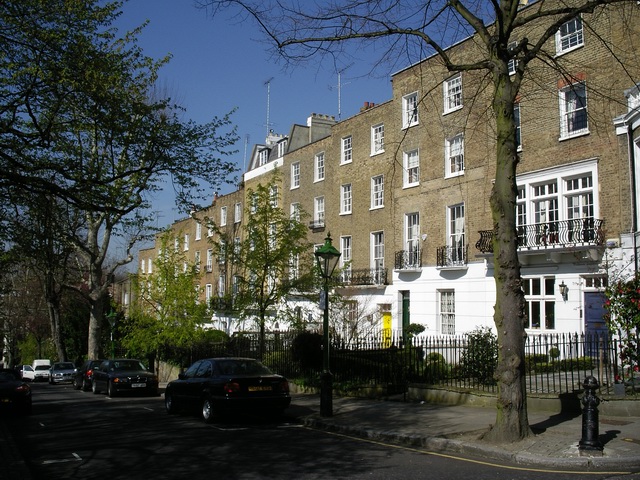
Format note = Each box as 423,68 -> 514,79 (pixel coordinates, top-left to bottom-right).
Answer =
604,273 -> 640,386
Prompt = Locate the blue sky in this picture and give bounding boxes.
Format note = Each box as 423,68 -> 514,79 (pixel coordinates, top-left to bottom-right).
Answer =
115,0 -> 392,227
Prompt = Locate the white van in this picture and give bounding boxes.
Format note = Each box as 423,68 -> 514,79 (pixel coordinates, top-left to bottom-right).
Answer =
32,359 -> 51,382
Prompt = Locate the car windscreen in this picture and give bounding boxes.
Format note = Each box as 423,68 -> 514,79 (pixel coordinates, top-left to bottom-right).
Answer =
113,360 -> 146,371
56,363 -> 75,370
35,366 -> 50,371
217,360 -> 273,376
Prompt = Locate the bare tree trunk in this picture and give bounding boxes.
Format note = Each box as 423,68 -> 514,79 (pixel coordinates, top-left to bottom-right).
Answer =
87,299 -> 103,360
484,72 -> 531,443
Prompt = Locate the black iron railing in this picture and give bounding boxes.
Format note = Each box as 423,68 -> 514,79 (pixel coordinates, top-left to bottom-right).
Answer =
476,218 -> 605,254
394,249 -> 422,270
436,244 -> 468,267
340,268 -> 388,286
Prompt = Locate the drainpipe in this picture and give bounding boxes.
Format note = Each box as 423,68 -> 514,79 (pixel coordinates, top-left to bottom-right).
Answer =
627,123 -> 638,275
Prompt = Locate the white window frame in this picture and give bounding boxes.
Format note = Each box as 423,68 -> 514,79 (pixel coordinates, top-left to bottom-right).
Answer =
371,124 -> 385,155
195,222 -> 202,241
523,276 -> 557,331
448,204 -> 465,265
277,140 -> 287,158
314,152 -> 325,182
220,206 -> 227,226
403,149 -> 420,187
314,196 -> 325,226
405,212 -> 420,267
290,202 -> 300,221
340,183 -> 352,215
340,236 -> 352,282
206,283 -> 213,302
258,149 -> 269,166
147,258 -> 152,274
270,185 -> 278,207
508,41 -> 518,75
555,17 -> 584,55
194,251 -> 201,272
559,81 -> 588,140
341,136 -> 353,164
371,231 -> 385,284
291,162 -> 300,189
206,249 -> 213,272
443,74 -> 462,114
445,133 -> 464,177
234,202 -> 242,223
217,276 -> 225,297
371,175 -> 384,209
402,92 -> 419,128
514,103 -> 522,151
438,290 -> 456,335
183,233 -> 190,251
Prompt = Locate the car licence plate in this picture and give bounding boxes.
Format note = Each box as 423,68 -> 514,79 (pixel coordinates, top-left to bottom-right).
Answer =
248,386 -> 272,392
131,383 -> 146,388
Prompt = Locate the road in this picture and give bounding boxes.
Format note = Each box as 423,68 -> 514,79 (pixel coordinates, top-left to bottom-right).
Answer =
2,383 -> 638,480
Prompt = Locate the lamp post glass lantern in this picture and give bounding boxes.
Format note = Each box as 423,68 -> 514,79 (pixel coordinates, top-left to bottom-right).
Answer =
314,233 -> 341,417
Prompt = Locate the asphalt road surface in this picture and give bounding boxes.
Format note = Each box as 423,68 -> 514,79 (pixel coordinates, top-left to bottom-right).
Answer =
3,383 -> 639,480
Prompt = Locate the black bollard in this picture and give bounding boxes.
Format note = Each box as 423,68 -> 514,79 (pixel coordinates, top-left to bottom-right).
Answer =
579,376 -> 603,454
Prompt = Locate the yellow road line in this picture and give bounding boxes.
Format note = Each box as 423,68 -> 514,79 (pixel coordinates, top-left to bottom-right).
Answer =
306,427 -> 632,476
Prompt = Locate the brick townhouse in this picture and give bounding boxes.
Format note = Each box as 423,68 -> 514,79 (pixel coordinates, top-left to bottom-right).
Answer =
136,2 -> 640,339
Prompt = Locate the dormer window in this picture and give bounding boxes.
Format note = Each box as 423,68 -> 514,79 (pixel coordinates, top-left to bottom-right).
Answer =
258,149 -> 269,166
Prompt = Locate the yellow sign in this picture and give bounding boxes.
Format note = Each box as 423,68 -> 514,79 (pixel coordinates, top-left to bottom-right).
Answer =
382,311 -> 392,347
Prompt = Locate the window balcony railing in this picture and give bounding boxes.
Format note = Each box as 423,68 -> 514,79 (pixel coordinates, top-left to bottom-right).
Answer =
339,268 -> 388,286
308,218 -> 325,230
394,249 -> 422,270
436,244 -> 468,267
475,218 -> 605,253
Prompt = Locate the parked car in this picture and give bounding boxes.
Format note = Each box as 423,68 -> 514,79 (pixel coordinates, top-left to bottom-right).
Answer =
0,369 -> 32,415
32,359 -> 51,382
18,365 -> 35,382
73,359 -> 104,391
48,362 -> 76,384
164,357 -> 291,423
91,359 -> 158,397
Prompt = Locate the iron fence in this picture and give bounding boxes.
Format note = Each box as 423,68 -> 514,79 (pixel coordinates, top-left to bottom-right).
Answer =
172,330 -> 625,396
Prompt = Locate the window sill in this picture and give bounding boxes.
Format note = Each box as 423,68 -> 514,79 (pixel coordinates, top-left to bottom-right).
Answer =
339,211 -> 352,216
290,185 -> 299,190
370,205 -> 384,211
403,183 -> 420,190
340,160 -> 352,166
554,43 -> 584,58
443,105 -> 463,116
401,122 -> 419,130
370,150 -> 385,157
559,129 -> 589,142
313,178 -> 325,184
445,171 -> 465,179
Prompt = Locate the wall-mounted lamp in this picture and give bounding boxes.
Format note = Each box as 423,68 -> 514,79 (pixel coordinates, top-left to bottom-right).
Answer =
421,234 -> 428,241
559,281 -> 568,301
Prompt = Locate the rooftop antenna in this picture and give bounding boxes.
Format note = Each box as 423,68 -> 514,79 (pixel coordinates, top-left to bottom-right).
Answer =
264,77 -> 274,137
243,134 -> 250,171
329,64 -> 352,120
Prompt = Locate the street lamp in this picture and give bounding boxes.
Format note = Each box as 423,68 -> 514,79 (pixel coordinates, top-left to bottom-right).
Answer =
314,233 -> 341,417
107,311 -> 117,358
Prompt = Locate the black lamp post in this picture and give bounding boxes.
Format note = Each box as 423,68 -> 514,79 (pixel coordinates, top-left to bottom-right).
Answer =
107,311 -> 117,358
314,233 -> 341,417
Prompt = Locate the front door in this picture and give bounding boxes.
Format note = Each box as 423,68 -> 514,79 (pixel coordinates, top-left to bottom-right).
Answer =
584,291 -> 607,358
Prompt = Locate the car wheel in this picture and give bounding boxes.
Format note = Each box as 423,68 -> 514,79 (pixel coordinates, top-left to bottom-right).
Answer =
73,379 -> 80,390
82,378 -> 89,391
107,381 -> 117,398
165,392 -> 178,414
92,380 -> 100,394
201,397 -> 216,424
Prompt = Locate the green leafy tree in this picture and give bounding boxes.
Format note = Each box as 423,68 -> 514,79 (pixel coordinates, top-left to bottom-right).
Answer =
124,230 -> 210,363
201,0 -> 639,441
213,173 -> 314,358
0,0 -> 238,360
604,273 -> 640,381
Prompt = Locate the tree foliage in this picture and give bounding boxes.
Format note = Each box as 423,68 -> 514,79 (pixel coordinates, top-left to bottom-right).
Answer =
605,273 -> 640,380
0,0 -> 239,360
124,230 -> 210,360
209,172 -> 314,356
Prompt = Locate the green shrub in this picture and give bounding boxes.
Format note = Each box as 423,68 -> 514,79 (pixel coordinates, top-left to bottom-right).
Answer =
291,331 -> 322,371
424,352 -> 449,383
459,327 -> 497,385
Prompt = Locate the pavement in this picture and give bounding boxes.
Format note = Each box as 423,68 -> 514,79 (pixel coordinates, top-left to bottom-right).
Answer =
2,391 -> 640,479
288,393 -> 640,472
